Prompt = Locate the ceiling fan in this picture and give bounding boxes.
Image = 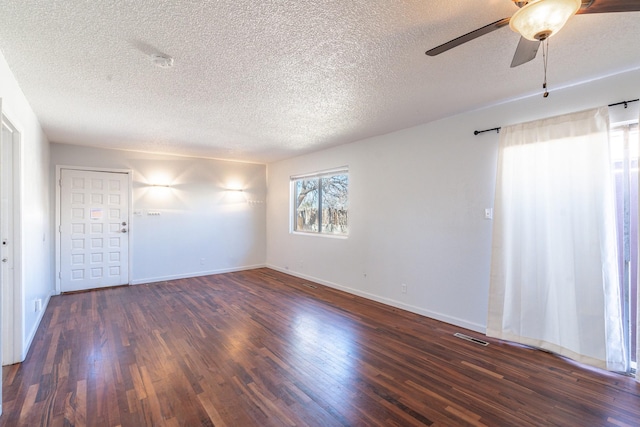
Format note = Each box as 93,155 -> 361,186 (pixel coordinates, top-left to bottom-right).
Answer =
426,0 -> 640,68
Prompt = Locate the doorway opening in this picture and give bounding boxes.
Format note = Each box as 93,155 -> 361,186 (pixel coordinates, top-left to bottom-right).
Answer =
611,121 -> 639,371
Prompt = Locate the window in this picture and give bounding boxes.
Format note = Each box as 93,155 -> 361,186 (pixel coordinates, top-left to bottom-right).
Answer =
292,168 -> 348,236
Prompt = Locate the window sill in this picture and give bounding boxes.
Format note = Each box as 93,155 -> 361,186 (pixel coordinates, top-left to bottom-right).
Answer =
291,231 -> 349,240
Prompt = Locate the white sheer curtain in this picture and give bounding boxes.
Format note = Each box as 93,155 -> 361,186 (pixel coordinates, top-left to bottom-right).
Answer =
487,107 -> 627,372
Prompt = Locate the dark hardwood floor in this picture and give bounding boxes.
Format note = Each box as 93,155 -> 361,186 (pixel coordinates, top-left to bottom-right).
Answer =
2,268 -> 639,426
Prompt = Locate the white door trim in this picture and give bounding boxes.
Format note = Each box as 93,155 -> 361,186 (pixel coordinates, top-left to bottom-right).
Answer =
55,165 -> 133,294
1,111 -> 23,367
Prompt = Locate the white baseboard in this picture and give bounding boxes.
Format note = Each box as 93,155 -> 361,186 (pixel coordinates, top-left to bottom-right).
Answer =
21,289 -> 56,362
130,264 -> 267,285
266,264 -> 486,334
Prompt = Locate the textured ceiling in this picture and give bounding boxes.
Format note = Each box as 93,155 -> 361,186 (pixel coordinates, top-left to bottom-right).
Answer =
0,0 -> 639,163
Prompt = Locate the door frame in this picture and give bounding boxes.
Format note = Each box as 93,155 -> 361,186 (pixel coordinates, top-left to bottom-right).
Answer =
1,111 -> 23,367
55,165 -> 133,294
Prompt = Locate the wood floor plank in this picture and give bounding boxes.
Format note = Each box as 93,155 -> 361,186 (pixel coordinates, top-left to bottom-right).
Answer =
75,380 -> 87,427
2,268 -> 640,426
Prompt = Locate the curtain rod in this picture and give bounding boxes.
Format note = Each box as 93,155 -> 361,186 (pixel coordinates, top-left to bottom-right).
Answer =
473,98 -> 640,136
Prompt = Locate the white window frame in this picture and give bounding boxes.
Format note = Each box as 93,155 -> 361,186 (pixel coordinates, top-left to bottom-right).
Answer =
290,167 -> 349,238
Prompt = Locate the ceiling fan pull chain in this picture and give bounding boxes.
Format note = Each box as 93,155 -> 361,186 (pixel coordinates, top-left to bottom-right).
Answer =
542,37 -> 549,98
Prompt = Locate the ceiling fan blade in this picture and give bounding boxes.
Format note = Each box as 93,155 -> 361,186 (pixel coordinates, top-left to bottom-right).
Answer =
426,18 -> 511,56
577,0 -> 640,14
510,37 -> 540,68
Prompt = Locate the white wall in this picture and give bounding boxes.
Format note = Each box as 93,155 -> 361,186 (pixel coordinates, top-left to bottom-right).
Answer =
0,50 -> 52,361
266,67 -> 640,333
50,144 -> 267,284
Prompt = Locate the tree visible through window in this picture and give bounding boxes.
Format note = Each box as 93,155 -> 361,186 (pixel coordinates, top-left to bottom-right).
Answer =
292,169 -> 348,235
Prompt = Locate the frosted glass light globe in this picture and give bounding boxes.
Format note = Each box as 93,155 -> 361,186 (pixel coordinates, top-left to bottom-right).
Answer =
509,0 -> 581,41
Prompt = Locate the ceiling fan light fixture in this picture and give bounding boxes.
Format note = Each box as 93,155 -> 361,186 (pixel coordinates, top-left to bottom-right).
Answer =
509,0 -> 581,41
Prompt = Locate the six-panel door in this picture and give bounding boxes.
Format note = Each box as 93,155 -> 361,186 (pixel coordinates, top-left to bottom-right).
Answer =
60,169 -> 129,292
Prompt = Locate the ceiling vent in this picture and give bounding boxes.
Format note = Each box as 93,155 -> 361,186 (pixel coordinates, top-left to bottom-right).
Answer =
150,53 -> 174,68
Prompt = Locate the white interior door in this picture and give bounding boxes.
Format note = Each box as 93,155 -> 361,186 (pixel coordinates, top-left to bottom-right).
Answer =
60,169 -> 130,292
1,117 -> 15,363
1,113 -> 20,368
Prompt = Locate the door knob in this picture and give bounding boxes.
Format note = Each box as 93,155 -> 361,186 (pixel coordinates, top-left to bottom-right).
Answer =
121,228 -> 127,233
2,258 -> 7,262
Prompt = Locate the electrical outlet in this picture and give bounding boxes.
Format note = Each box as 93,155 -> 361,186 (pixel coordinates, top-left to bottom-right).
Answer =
34,299 -> 42,312
200,258 -> 205,266
401,284 -> 407,294
484,208 -> 493,220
